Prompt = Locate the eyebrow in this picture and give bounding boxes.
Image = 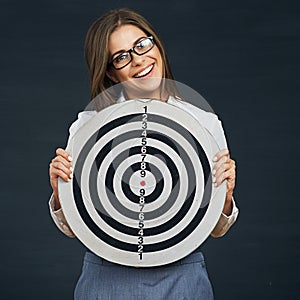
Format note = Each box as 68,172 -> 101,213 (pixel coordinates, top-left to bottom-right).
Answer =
111,36 -> 147,59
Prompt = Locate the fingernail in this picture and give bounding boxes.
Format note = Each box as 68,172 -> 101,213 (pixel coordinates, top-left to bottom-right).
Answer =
68,156 -> 72,162
212,169 -> 216,175
212,176 -> 216,183
67,178 -> 71,182
70,167 -> 73,172
213,156 -> 217,162
214,182 -> 218,187
70,173 -> 73,179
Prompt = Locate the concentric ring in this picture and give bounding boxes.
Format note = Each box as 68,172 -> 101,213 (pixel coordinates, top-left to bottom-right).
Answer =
59,99 -> 226,267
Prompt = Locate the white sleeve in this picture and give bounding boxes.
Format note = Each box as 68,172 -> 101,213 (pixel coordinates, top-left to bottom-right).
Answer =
49,111 -> 97,237
210,198 -> 239,238
49,194 -> 75,238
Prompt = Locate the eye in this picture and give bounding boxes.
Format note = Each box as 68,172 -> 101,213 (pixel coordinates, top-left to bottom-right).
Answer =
115,52 -> 129,63
136,38 -> 150,50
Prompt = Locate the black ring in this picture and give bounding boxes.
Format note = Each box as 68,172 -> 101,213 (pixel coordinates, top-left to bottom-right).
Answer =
73,113 -> 211,252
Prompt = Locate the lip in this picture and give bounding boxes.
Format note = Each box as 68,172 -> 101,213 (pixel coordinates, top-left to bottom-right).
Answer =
133,63 -> 154,79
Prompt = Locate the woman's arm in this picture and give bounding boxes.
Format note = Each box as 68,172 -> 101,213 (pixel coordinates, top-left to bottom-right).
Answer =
48,111 -> 98,237
49,194 -> 75,238
49,148 -> 73,210
210,148 -> 239,238
49,148 -> 75,237
211,197 -> 239,237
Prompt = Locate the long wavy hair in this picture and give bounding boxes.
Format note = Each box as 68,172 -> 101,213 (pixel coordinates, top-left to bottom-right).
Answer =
84,8 -> 175,102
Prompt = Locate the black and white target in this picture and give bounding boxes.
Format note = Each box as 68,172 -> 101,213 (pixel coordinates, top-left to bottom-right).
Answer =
59,99 -> 226,267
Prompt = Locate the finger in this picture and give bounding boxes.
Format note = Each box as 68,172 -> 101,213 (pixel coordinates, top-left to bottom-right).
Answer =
213,149 -> 229,162
50,161 -> 73,179
213,158 -> 236,176
50,167 -> 71,182
213,162 -> 232,179
56,148 -> 72,162
51,155 -> 72,170
214,167 -> 236,187
212,155 -> 229,173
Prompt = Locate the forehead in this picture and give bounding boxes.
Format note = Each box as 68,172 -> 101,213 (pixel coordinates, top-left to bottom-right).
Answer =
109,25 -> 147,54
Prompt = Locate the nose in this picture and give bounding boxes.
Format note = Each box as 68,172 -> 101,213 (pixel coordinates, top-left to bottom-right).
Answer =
131,52 -> 144,66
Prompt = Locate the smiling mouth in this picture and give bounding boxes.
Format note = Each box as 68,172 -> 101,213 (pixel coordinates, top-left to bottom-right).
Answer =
133,64 -> 154,78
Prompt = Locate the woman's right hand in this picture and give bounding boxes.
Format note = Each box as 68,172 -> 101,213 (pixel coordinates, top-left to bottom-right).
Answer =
49,148 -> 73,210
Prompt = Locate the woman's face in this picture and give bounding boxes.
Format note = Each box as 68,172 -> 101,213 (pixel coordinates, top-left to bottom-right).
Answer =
107,24 -> 165,99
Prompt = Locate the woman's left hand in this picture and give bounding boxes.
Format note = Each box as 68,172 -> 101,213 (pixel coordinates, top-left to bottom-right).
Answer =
212,148 -> 236,215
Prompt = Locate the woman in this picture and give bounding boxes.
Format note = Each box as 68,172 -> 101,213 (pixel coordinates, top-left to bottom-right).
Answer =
49,8 -> 238,299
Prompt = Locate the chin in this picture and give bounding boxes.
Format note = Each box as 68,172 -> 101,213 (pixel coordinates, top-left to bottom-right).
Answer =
122,77 -> 164,99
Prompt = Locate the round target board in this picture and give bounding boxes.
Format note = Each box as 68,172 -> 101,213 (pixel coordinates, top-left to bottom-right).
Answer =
58,99 -> 226,267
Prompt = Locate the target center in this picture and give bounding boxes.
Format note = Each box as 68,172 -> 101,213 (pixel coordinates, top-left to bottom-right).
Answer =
129,171 -> 156,196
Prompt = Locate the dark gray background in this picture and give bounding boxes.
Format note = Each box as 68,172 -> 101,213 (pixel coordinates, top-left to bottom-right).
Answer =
1,0 -> 299,299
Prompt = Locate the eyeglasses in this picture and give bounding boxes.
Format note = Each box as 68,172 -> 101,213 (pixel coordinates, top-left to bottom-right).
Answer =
109,36 -> 155,70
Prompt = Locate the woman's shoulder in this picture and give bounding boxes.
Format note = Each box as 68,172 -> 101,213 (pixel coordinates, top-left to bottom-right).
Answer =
69,110 -> 97,138
167,96 -> 219,124
167,96 -> 227,149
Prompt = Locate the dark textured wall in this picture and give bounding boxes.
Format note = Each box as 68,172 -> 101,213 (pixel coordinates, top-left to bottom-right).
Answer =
1,0 -> 299,299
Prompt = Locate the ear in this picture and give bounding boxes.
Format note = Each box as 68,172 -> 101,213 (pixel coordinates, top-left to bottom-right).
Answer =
106,69 -> 119,83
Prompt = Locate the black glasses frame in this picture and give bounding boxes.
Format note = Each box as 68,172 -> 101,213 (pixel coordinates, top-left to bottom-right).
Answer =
109,36 -> 154,70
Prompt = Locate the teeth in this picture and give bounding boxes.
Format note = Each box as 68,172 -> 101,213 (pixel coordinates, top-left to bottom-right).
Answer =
134,65 -> 153,78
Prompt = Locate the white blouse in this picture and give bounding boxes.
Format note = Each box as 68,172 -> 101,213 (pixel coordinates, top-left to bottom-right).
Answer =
49,96 -> 239,238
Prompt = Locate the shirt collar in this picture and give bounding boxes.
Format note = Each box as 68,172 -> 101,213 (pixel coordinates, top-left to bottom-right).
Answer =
117,91 -> 175,104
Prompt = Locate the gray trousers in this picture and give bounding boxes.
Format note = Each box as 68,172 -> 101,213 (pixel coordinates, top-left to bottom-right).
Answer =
74,250 -> 214,300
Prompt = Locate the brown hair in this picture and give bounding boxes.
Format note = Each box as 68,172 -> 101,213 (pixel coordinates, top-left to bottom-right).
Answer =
84,8 -> 174,100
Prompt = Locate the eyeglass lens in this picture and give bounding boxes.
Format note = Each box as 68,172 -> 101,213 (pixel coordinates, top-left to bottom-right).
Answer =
112,37 -> 154,69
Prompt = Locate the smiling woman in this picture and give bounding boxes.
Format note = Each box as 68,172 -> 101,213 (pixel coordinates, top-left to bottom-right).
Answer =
48,8 -> 238,300
106,25 -> 165,99
84,9 -> 174,100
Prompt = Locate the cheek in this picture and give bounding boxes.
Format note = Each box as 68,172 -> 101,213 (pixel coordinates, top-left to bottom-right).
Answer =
154,51 -> 164,75
112,69 -> 129,83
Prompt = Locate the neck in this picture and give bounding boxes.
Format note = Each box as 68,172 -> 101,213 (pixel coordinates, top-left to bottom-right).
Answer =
122,78 -> 169,102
